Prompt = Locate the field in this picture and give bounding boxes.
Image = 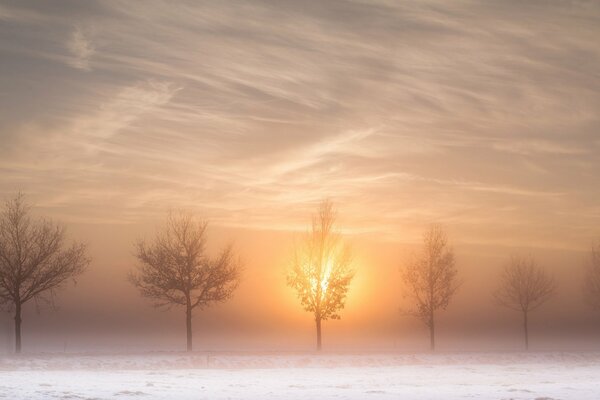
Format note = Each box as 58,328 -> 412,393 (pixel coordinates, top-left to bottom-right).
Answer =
1,352 -> 599,399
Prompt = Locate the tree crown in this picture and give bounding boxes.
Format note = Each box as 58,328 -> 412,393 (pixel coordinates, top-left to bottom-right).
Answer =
287,200 -> 355,321
495,254 -> 556,313
0,193 -> 89,307
402,224 -> 459,324
130,211 -> 241,310
583,241 -> 600,309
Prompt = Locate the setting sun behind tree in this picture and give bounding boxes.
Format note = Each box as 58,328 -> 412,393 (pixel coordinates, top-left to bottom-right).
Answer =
287,200 -> 355,351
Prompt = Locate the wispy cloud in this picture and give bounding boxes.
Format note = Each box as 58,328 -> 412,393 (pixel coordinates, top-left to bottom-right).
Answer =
67,26 -> 95,70
0,0 -> 599,248
74,80 -> 180,140
492,139 -> 588,156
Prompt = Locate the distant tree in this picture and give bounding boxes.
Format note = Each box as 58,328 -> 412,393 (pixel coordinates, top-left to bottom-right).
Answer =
130,211 -> 241,352
0,194 -> 90,353
287,200 -> 355,351
494,255 -> 556,350
401,224 -> 459,351
583,240 -> 600,308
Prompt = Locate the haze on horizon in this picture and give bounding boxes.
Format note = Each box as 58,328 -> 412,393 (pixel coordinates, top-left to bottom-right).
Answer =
0,0 -> 599,353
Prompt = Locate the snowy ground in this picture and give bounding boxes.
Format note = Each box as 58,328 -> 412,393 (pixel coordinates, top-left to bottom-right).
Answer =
1,352 -> 599,399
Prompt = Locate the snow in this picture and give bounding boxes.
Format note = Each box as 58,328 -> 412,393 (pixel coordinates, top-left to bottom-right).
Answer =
1,352 -> 599,399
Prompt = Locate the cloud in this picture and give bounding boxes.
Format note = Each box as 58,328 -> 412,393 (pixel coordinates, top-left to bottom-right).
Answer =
492,139 -> 588,155
67,26 -> 95,70
73,80 -> 180,140
0,0 -> 599,249
268,128 -> 379,177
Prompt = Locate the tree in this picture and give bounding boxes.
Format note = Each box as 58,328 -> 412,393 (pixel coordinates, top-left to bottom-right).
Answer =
583,240 -> 600,308
287,200 -> 355,351
0,194 -> 89,353
130,211 -> 241,352
401,224 -> 459,351
494,255 -> 556,350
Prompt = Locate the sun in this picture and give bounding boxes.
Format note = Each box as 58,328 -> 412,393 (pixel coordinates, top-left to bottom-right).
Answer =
310,257 -> 334,299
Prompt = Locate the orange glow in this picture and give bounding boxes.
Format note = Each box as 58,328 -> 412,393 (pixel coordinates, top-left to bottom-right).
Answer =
1,0 -> 598,354
311,258 -> 334,298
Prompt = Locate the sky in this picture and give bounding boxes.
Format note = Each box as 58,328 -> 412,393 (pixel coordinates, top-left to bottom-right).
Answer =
0,0 -> 600,352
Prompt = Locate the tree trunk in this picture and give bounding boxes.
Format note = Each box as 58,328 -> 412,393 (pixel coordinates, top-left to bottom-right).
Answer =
429,310 -> 435,351
316,317 -> 322,351
14,302 -> 22,354
186,301 -> 193,352
523,310 -> 529,351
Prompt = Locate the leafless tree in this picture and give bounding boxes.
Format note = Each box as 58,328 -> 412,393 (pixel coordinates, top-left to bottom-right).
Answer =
0,194 -> 89,353
130,211 -> 241,352
401,224 -> 459,351
494,255 -> 556,350
287,200 -> 355,351
583,240 -> 600,308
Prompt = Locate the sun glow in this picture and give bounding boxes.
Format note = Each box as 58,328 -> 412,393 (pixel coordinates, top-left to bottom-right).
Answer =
310,257 -> 334,299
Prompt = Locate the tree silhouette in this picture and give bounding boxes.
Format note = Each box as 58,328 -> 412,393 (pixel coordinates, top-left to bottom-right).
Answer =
402,224 -> 459,351
130,211 -> 241,352
494,255 -> 556,350
583,241 -> 600,308
0,194 -> 89,353
287,200 -> 355,351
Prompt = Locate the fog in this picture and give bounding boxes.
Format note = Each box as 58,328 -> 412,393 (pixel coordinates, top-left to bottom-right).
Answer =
1,0 -> 600,355
1,219 -> 597,354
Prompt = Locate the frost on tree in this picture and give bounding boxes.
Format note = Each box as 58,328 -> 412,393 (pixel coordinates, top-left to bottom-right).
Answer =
130,211 -> 241,351
287,200 -> 355,351
402,224 -> 459,351
0,194 -> 90,353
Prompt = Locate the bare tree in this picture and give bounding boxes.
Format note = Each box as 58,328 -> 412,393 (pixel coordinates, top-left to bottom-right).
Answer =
494,255 -> 556,350
0,194 -> 89,353
401,224 -> 459,351
583,240 -> 600,308
287,200 -> 355,351
130,211 -> 241,352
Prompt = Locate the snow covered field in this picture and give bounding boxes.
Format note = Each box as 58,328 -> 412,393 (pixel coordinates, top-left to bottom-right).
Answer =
1,352 -> 599,399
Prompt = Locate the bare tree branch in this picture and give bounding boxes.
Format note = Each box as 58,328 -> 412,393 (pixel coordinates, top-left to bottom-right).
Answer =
401,224 -> 459,350
129,210 -> 242,351
583,240 -> 600,309
0,193 -> 90,353
287,200 -> 355,350
494,255 -> 556,313
494,254 -> 556,350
